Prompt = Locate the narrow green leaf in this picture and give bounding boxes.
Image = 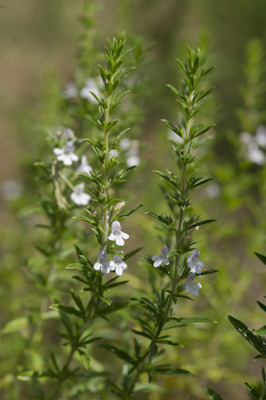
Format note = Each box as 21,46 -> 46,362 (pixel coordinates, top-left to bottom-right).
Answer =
65,263 -> 84,271
255,252 -> 266,266
79,351 -> 90,370
244,382 -> 260,398
257,301 -> 266,312
228,315 -> 266,355
124,247 -> 143,261
132,329 -> 153,340
2,317 -> 30,334
100,344 -> 134,364
205,387 -> 223,400
50,304 -> 83,319
255,325 -> 266,335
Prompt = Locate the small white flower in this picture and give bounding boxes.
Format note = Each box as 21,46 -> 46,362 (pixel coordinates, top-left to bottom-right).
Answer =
63,82 -> 77,99
120,138 -> 131,150
108,221 -> 129,246
109,149 -> 119,160
93,250 -> 110,274
247,141 -> 265,165
110,255 -> 128,276
1,180 -> 23,201
80,77 -> 102,104
206,182 -> 220,198
152,246 -> 170,268
126,155 -> 140,167
70,183 -> 91,206
255,126 -> 266,148
185,273 -> 202,296
53,141 -> 79,166
188,250 -> 204,274
76,155 -> 92,176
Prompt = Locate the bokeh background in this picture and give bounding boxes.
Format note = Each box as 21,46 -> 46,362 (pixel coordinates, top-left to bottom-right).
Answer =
1,0 -> 266,399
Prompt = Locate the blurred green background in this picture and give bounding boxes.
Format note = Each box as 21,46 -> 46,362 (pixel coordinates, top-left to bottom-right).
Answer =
1,0 -> 266,399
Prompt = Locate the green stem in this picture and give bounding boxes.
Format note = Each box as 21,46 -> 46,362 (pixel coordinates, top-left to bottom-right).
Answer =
103,95 -> 111,250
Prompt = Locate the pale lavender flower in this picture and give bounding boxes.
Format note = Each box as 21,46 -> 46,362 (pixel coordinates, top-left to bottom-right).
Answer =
120,138 -> 131,150
185,273 -> 202,296
152,246 -> 170,268
80,77 -> 102,104
76,155 -> 92,176
1,180 -> 23,201
108,221 -> 129,246
256,126 -> 266,148
247,141 -> 265,165
188,250 -> 204,274
93,250 -> 110,274
63,82 -> 78,99
70,183 -> 91,206
53,141 -> 79,166
206,182 -> 220,198
110,255 -> 128,276
240,130 -> 265,165
126,140 -> 140,167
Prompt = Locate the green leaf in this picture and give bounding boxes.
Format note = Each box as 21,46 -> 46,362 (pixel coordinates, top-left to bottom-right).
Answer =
155,339 -> 183,347
149,364 -> 192,376
100,344 -> 134,364
65,263 -> 84,271
244,382 -> 260,398
124,247 -> 143,261
50,304 -> 83,319
132,329 -> 153,340
100,296 -> 112,306
197,269 -> 218,276
183,218 -> 216,233
255,325 -> 266,335
205,387 -> 223,400
228,315 -> 266,355
255,252 -> 266,266
79,351 -> 90,370
165,317 -> 216,330
257,301 -> 266,312
17,371 -> 35,381
117,204 -> 142,220
2,316 -> 33,334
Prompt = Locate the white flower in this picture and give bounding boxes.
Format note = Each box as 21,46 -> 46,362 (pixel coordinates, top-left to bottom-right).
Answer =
206,182 -> 220,198
63,82 -> 77,99
53,141 -> 79,166
255,126 -> 266,148
120,138 -> 131,149
80,77 -> 102,104
70,183 -> 91,206
109,149 -> 119,160
185,273 -> 202,296
108,221 -> 129,246
152,246 -> 170,268
240,129 -> 266,165
188,250 -> 204,274
1,180 -> 23,201
110,255 -> 128,276
247,141 -> 265,165
126,155 -> 140,167
76,155 -> 92,176
93,250 -> 110,274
